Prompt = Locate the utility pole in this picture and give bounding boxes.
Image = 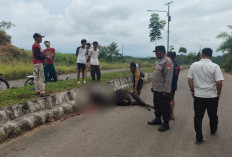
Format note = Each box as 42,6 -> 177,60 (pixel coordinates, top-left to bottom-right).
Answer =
166,1 -> 173,52
122,44 -> 124,62
147,1 -> 173,51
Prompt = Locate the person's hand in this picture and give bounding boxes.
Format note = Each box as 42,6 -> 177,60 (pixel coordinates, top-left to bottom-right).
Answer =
218,94 -> 221,100
163,92 -> 170,97
191,91 -> 194,98
133,89 -> 138,95
151,88 -> 154,92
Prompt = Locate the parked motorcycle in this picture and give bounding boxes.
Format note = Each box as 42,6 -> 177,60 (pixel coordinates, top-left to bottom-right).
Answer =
0,73 -> 10,91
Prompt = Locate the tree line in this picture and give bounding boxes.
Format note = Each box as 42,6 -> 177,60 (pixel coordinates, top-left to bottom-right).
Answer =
148,13 -> 232,71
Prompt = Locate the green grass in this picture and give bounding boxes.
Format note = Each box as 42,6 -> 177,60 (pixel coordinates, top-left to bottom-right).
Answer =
0,67 -> 153,108
0,44 -> 154,80
0,61 -> 153,80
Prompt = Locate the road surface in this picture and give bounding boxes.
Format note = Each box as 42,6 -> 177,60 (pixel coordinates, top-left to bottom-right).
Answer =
8,68 -> 128,88
0,69 -> 232,157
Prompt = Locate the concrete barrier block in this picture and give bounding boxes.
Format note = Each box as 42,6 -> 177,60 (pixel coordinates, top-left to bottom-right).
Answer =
12,104 -> 23,119
0,110 -> 9,125
27,101 -> 41,113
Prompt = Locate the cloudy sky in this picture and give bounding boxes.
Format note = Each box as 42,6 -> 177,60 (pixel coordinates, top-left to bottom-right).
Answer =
1,0 -> 232,57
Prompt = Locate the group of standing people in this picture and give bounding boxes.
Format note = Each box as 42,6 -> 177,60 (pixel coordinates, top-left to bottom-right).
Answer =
32,33 -> 57,97
32,34 -> 101,97
76,39 -> 101,84
145,45 -> 223,145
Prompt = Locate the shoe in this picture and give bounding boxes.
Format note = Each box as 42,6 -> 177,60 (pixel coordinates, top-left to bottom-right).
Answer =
211,130 -> 217,135
77,81 -> 81,84
83,81 -> 86,84
195,138 -> 205,145
158,124 -> 170,132
147,118 -> 162,125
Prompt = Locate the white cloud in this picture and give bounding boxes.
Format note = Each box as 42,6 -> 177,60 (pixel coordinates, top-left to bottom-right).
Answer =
0,0 -> 232,57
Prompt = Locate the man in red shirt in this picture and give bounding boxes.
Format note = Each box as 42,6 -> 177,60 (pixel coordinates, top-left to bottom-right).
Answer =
32,33 -> 48,97
43,41 -> 57,82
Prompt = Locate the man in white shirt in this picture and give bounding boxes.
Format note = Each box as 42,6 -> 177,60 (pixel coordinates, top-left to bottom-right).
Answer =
188,48 -> 224,145
88,41 -> 101,81
76,39 -> 87,84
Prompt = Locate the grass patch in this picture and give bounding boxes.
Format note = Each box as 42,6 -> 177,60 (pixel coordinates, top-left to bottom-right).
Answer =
0,61 -> 153,80
0,68 -> 153,108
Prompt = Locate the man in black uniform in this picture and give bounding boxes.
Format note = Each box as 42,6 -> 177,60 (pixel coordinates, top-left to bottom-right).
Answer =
147,46 -> 173,132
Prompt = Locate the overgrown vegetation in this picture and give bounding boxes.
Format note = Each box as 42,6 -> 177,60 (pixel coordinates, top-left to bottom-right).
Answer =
217,25 -> 232,72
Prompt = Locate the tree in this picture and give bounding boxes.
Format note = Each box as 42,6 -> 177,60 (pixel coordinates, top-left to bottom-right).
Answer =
178,47 -> 187,65
108,42 -> 120,57
148,13 -> 166,43
0,21 -> 15,31
0,21 -> 15,45
178,47 -> 187,54
217,25 -> 232,71
98,42 -> 121,62
169,45 -> 175,51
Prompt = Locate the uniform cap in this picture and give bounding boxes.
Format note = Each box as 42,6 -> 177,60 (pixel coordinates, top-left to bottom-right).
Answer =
153,45 -> 166,53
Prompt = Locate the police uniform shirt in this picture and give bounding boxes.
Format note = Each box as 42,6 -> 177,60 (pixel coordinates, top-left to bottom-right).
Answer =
152,56 -> 173,93
188,59 -> 224,98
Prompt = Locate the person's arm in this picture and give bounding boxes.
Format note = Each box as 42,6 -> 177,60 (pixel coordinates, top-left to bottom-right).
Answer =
34,47 -> 45,60
216,81 -> 222,99
76,47 -> 80,57
215,65 -> 224,99
163,60 -> 173,94
176,65 -> 180,82
87,49 -> 91,62
187,65 -> 194,98
188,78 -> 194,98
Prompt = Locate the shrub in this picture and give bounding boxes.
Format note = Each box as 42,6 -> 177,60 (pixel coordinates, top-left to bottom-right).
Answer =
0,30 -> 11,45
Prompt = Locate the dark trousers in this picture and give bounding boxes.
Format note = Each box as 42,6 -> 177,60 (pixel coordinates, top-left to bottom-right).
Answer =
91,65 -> 101,81
194,97 -> 219,140
44,64 -> 57,83
153,91 -> 171,122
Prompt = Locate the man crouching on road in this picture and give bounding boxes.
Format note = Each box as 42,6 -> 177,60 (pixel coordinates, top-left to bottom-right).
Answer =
32,33 -> 49,97
148,45 -> 173,132
188,48 -> 223,145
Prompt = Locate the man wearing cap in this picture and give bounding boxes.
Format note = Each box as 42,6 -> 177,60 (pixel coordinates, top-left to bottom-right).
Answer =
32,33 -> 48,97
188,48 -> 223,145
148,45 -> 173,132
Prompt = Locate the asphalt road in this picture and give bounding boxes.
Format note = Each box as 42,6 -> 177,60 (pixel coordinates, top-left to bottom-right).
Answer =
8,68 -> 128,88
0,69 -> 232,157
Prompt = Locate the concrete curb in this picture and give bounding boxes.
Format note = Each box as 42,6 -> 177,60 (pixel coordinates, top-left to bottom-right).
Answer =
0,73 -> 152,142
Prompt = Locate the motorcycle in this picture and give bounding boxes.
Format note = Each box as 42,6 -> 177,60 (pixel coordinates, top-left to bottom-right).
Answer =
0,73 -> 10,91
24,70 -> 69,87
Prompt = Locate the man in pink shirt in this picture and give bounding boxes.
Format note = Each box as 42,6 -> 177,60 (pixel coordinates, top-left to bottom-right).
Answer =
43,41 -> 57,82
